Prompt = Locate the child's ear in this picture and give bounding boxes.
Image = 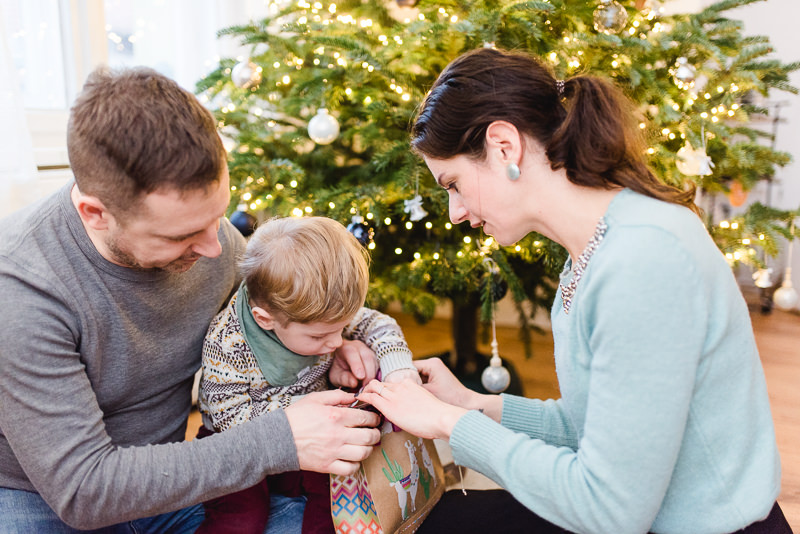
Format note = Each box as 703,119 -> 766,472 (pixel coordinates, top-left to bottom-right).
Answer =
250,306 -> 277,330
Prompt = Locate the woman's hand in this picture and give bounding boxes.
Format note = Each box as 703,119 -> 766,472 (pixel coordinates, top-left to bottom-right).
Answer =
413,358 -> 476,407
358,378 -> 468,440
414,357 -> 503,422
382,367 -> 422,385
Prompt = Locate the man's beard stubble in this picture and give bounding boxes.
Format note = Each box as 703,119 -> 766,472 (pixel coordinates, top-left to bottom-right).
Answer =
105,235 -> 199,273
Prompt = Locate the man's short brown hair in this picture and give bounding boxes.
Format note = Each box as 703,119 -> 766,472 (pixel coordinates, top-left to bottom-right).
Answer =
67,66 -> 226,216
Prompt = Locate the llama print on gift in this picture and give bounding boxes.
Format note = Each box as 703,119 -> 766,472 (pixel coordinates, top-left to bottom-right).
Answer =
382,448 -> 411,519
417,437 -> 437,499
418,438 -> 436,484
404,440 -> 420,510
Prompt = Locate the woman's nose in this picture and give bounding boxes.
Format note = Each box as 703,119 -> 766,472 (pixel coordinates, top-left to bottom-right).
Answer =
449,195 -> 468,224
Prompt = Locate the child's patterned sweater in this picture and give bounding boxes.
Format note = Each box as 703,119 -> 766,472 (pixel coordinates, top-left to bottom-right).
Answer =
199,290 -> 414,432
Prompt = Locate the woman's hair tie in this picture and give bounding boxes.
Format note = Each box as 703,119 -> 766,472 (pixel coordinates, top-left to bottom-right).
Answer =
555,79 -> 565,97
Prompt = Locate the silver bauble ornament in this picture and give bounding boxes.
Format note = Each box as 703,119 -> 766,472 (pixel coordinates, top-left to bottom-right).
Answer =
308,108 -> 340,145
481,349 -> 511,394
231,60 -> 262,89
593,0 -> 629,34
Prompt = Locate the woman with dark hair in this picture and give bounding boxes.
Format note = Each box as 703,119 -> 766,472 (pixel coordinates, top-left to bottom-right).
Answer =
360,48 -> 791,534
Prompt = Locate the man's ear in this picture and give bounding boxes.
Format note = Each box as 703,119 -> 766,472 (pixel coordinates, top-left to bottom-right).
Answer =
73,192 -> 114,231
484,120 -> 523,165
251,306 -> 277,331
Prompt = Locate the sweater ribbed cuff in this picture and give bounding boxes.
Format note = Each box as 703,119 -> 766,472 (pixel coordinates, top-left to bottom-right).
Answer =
500,393 -> 546,439
378,349 -> 416,378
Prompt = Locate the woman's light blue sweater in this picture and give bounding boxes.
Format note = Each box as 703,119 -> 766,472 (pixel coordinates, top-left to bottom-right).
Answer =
449,189 -> 781,534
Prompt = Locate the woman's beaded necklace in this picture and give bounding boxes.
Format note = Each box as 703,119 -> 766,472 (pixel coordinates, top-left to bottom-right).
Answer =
559,218 -> 608,314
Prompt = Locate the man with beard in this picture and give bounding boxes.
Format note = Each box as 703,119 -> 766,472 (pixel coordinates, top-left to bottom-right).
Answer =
0,67 -> 394,532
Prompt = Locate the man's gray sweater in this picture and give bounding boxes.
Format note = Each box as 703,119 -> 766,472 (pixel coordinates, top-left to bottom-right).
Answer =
0,183 -> 298,529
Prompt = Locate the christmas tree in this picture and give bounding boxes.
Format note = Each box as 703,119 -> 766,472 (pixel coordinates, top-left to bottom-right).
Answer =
195,0 -> 799,385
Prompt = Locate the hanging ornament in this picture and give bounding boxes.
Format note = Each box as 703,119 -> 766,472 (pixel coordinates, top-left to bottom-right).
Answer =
347,215 -> 374,247
752,268 -> 773,289
672,57 -> 696,89
774,220 -> 798,311
479,270 -> 509,302
728,181 -> 748,207
308,108 -> 340,145
480,258 -> 510,394
229,208 -> 257,237
231,60 -> 262,89
676,127 -> 714,177
404,175 -> 428,222
676,142 -> 714,176
774,278 -> 799,310
403,195 -> 428,222
593,0 -> 629,34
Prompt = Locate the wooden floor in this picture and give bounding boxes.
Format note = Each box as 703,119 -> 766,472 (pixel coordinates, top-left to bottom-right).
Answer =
187,305 -> 800,529
390,307 -> 800,531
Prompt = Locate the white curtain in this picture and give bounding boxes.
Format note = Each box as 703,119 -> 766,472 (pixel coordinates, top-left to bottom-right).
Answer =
0,5 -> 39,218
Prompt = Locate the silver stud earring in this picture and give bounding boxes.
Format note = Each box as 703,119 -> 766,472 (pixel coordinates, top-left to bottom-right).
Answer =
506,163 -> 520,181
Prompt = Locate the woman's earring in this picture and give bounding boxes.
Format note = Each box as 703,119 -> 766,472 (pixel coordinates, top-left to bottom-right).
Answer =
506,163 -> 521,181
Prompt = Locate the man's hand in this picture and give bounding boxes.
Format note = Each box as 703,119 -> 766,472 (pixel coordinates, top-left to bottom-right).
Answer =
284,389 -> 381,476
329,339 -> 378,389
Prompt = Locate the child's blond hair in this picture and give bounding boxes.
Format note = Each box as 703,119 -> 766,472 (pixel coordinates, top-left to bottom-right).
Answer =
240,216 -> 370,325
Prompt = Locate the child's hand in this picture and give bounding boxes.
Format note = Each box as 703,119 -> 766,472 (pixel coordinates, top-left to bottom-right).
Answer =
330,339 -> 378,389
382,368 -> 422,385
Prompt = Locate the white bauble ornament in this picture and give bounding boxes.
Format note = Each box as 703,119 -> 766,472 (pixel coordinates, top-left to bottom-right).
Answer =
593,0 -> 629,34
774,282 -> 799,310
481,352 -> 511,394
672,57 -> 696,88
774,265 -> 799,310
231,60 -> 262,89
308,108 -> 340,145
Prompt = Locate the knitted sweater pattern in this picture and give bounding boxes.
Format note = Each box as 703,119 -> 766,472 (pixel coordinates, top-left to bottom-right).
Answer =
200,291 -> 414,432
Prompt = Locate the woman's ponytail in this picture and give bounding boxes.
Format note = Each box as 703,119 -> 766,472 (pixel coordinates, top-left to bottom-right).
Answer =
547,75 -> 698,213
